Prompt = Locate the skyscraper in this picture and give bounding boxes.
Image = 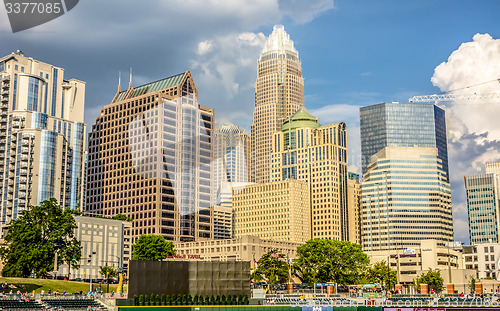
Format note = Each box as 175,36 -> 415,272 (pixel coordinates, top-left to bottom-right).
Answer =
359,102 -> 449,180
271,108 -> 349,241
0,51 -> 86,226
251,25 -> 304,183
86,71 -> 214,242
361,147 -> 453,251
213,125 -> 250,191
465,162 -> 500,244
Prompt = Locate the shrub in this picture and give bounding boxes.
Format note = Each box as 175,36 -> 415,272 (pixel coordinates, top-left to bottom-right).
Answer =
187,294 -> 192,305
193,294 -> 198,304
176,294 -> 182,305
150,294 -> 155,305
238,294 -> 243,305
160,294 -> 165,305
138,295 -> 144,305
205,295 -> 210,305
171,294 -> 177,305
182,294 -> 187,305
133,295 -> 139,305
243,294 -> 249,305
165,295 -> 171,305
221,294 -> 226,305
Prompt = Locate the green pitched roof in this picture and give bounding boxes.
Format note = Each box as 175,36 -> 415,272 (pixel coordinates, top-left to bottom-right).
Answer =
281,108 -> 320,131
112,72 -> 185,103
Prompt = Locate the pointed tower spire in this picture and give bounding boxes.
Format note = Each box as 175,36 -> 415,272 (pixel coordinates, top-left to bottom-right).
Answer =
118,71 -> 121,93
128,67 -> 133,89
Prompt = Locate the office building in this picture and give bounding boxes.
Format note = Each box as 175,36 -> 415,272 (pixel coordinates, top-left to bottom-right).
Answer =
213,181 -> 254,240
361,147 -> 453,251
175,235 -> 301,264
57,216 -> 131,280
348,173 -> 361,244
86,71 -> 214,242
213,125 -> 250,194
251,25 -> 305,183
367,240 -> 472,290
232,180 -> 311,244
0,51 -> 86,227
270,108 -> 348,240
465,162 -> 500,244
463,242 -> 500,280
359,102 -> 448,180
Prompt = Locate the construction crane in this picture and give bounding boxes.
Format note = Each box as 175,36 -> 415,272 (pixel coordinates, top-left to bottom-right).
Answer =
409,78 -> 500,103
409,93 -> 500,103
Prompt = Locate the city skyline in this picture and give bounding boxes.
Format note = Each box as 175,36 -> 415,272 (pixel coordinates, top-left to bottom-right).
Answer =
1,1 -> 500,244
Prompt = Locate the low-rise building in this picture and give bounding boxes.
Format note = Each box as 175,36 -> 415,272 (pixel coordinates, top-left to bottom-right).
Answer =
174,235 -> 302,268
57,216 -> 131,280
366,240 -> 474,292
463,242 -> 500,280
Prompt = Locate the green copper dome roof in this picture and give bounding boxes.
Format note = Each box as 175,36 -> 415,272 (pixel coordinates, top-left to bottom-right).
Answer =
281,108 -> 320,131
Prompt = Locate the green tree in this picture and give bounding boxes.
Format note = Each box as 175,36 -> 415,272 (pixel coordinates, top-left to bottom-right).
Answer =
293,239 -> 369,284
99,266 -> 119,279
251,250 -> 289,284
468,275 -> 477,293
413,269 -> 444,292
132,234 -> 176,261
113,214 -> 133,221
365,261 -> 397,289
0,199 -> 81,278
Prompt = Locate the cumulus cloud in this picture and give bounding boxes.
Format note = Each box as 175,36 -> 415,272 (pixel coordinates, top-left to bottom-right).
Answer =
191,31 -> 266,102
431,33 -> 500,243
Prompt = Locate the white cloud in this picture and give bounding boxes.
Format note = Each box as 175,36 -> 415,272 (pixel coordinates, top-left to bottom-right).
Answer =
279,0 -> 334,24
431,33 -> 500,243
197,40 -> 213,55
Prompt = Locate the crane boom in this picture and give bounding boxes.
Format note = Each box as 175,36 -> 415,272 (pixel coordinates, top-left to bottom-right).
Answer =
409,93 -> 500,103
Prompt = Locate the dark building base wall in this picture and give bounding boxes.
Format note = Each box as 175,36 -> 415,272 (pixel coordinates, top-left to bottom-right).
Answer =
129,260 -> 250,297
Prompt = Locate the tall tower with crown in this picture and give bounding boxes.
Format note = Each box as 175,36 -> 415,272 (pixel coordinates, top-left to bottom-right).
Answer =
251,25 -> 305,183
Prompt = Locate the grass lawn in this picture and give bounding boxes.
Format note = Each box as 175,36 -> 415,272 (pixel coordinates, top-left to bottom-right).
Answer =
0,277 -> 127,294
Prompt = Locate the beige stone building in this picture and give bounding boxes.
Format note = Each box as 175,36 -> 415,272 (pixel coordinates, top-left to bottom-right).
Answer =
251,25 -> 304,184
367,240 -> 474,292
271,109 -> 349,241
0,51 -> 86,227
57,216 -> 131,280
232,180 -> 311,244
86,71 -> 214,243
348,173 -> 362,245
174,235 -> 302,267
361,147 -> 453,251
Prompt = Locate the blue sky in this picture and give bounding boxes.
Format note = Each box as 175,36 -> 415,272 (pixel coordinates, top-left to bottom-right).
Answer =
1,0 -> 500,244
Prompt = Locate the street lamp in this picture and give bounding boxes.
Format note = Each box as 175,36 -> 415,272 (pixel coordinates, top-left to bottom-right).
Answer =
89,251 -> 96,292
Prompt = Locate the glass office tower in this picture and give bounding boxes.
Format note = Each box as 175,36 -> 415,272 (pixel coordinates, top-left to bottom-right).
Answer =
360,102 -> 448,181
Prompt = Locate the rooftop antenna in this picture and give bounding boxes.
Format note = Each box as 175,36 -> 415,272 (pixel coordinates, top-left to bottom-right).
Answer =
118,71 -> 121,93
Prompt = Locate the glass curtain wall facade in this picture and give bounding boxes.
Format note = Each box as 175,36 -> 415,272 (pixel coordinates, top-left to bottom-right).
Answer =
361,146 -> 453,251
360,102 -> 449,181
465,163 -> 500,244
213,125 -> 251,196
0,51 -> 86,229
86,71 -> 214,243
